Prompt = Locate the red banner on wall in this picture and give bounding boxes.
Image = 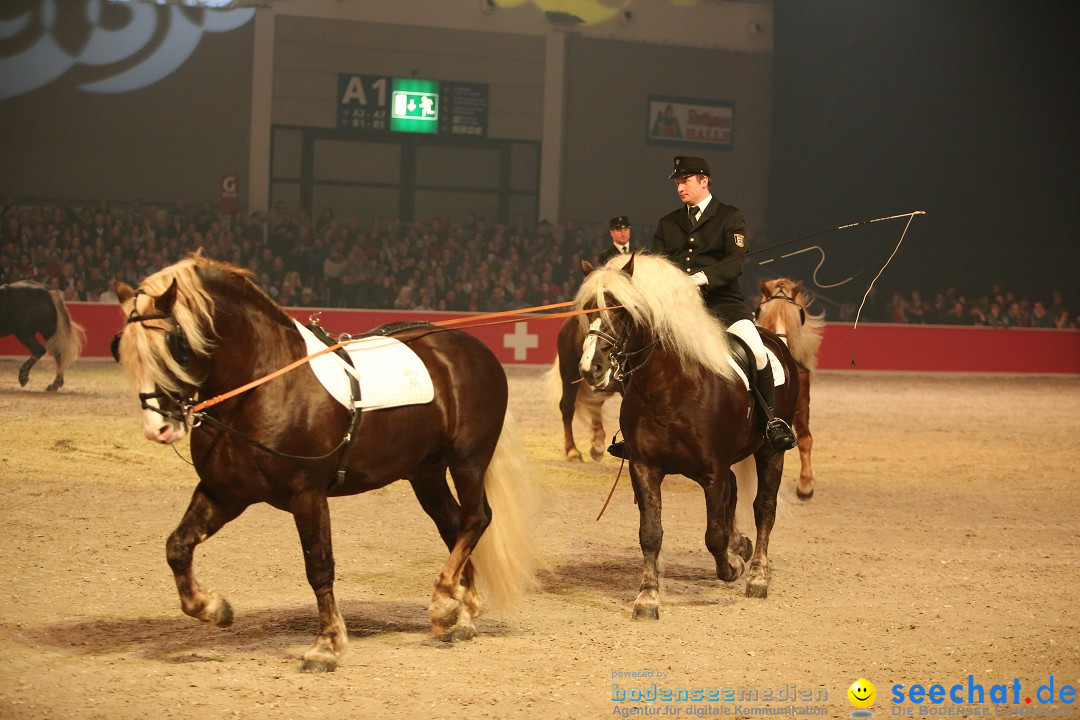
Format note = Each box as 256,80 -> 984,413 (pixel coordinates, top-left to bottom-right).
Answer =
2,303 -> 1078,374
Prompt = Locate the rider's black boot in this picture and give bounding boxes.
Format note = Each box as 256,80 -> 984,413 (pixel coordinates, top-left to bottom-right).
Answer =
756,360 -> 797,452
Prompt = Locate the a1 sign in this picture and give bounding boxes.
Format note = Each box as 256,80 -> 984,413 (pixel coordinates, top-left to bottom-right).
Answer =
337,74 -> 390,131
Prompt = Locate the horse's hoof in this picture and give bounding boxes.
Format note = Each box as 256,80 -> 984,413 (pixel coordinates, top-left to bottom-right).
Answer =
796,487 -> 814,501
732,536 -> 753,562
716,555 -> 745,583
567,450 -> 584,463
746,580 -> 769,599
300,657 -> 338,673
204,595 -> 233,627
18,375 -> 29,387
46,383 -> 61,392
440,624 -> 476,643
631,604 -> 660,621
589,447 -> 606,462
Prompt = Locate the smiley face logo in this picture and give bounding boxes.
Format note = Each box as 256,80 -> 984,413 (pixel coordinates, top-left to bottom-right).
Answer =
848,678 -> 876,709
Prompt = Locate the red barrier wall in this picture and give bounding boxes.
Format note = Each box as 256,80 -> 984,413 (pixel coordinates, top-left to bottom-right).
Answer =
3,302 -> 1079,374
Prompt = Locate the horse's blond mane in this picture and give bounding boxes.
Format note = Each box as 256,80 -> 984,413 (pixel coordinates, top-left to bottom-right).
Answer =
756,278 -> 825,372
574,252 -> 735,380
117,253 -> 287,394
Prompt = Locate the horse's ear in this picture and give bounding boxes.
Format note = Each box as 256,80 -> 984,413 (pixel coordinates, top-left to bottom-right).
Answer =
581,260 -> 596,276
759,280 -> 770,297
792,280 -> 804,298
115,281 -> 136,303
622,253 -> 635,277
155,278 -> 179,314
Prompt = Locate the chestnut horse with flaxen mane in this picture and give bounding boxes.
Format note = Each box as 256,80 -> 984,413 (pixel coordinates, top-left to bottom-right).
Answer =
113,254 -> 539,672
575,253 -> 799,620
756,277 -> 825,500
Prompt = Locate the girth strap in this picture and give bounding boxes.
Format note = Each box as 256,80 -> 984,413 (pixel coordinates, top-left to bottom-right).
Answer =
305,322 -> 363,491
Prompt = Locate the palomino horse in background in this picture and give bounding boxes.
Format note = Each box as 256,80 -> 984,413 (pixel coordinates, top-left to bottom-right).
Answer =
113,254 -> 539,672
543,315 -> 619,461
576,254 -> 799,619
0,280 -> 86,391
756,278 -> 825,500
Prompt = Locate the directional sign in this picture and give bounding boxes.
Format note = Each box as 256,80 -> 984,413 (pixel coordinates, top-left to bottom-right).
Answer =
390,78 -> 439,134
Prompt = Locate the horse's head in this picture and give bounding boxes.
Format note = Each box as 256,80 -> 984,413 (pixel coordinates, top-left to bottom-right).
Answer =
112,260 -> 216,444
757,278 -> 808,336
576,256 -> 637,391
575,252 -> 737,389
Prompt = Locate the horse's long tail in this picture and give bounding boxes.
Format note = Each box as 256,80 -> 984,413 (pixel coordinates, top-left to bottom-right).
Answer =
471,410 -> 543,610
46,290 -> 86,373
786,308 -> 825,372
541,353 -> 562,409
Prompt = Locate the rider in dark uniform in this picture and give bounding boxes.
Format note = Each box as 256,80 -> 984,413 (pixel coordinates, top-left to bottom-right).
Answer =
610,156 -> 795,457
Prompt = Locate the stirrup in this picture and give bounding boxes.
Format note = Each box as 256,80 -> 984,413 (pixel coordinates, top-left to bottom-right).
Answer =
607,440 -> 627,459
766,418 -> 797,452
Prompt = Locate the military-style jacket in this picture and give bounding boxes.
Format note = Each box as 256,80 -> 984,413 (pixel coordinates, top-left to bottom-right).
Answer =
651,200 -> 753,324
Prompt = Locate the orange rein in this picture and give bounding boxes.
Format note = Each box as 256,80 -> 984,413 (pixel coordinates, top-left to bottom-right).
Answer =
186,300 -> 614,418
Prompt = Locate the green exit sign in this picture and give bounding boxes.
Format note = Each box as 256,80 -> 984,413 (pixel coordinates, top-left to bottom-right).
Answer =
390,78 -> 439,134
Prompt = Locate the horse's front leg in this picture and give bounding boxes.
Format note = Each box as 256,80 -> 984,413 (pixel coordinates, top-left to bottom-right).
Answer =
585,394 -> 609,462
629,462 -> 664,620
291,490 -> 348,672
703,470 -> 746,583
794,367 -> 814,500
166,484 -> 247,628
746,451 -> 784,598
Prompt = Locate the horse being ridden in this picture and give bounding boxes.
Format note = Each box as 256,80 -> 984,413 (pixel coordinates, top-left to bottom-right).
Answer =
542,315 -> 619,462
0,280 -> 85,391
113,254 -> 539,672
575,253 -> 799,619
756,278 -> 825,500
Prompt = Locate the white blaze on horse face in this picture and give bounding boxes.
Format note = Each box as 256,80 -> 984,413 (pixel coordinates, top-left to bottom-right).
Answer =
579,318 -> 613,390
133,374 -> 186,444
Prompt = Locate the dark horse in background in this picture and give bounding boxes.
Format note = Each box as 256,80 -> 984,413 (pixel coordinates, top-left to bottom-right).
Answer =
756,278 -> 825,500
113,253 -> 540,672
575,253 -> 799,619
0,280 -> 86,391
542,315 -> 620,462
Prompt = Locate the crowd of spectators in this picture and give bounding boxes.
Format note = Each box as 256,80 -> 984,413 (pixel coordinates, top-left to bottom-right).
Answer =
1,195 -> 1075,330
838,284 -> 1077,329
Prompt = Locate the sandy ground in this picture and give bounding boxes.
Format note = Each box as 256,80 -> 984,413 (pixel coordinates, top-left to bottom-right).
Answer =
0,358 -> 1078,720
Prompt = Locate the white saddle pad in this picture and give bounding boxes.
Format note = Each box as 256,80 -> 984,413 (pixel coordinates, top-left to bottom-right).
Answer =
295,320 -> 434,411
727,347 -> 785,391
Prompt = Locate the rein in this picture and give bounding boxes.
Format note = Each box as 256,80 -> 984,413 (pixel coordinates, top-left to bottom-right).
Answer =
188,300 -> 610,417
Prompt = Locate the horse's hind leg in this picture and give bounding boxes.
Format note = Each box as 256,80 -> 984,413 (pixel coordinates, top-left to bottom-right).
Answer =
167,484 -> 246,628
559,383 -> 584,462
746,452 -> 784,598
630,463 -> 664,620
703,471 -> 746,583
409,464 -> 481,641
45,340 -> 64,392
429,462 -> 491,642
290,490 -> 348,672
794,368 -> 814,500
15,332 -> 45,387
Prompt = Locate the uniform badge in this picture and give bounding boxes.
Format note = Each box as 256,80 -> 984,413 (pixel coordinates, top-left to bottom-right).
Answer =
734,233 -> 745,248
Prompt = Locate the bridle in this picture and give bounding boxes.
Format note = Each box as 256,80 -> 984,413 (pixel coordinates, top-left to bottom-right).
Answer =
584,306 -> 662,386
112,289 -> 196,425
758,286 -> 806,326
